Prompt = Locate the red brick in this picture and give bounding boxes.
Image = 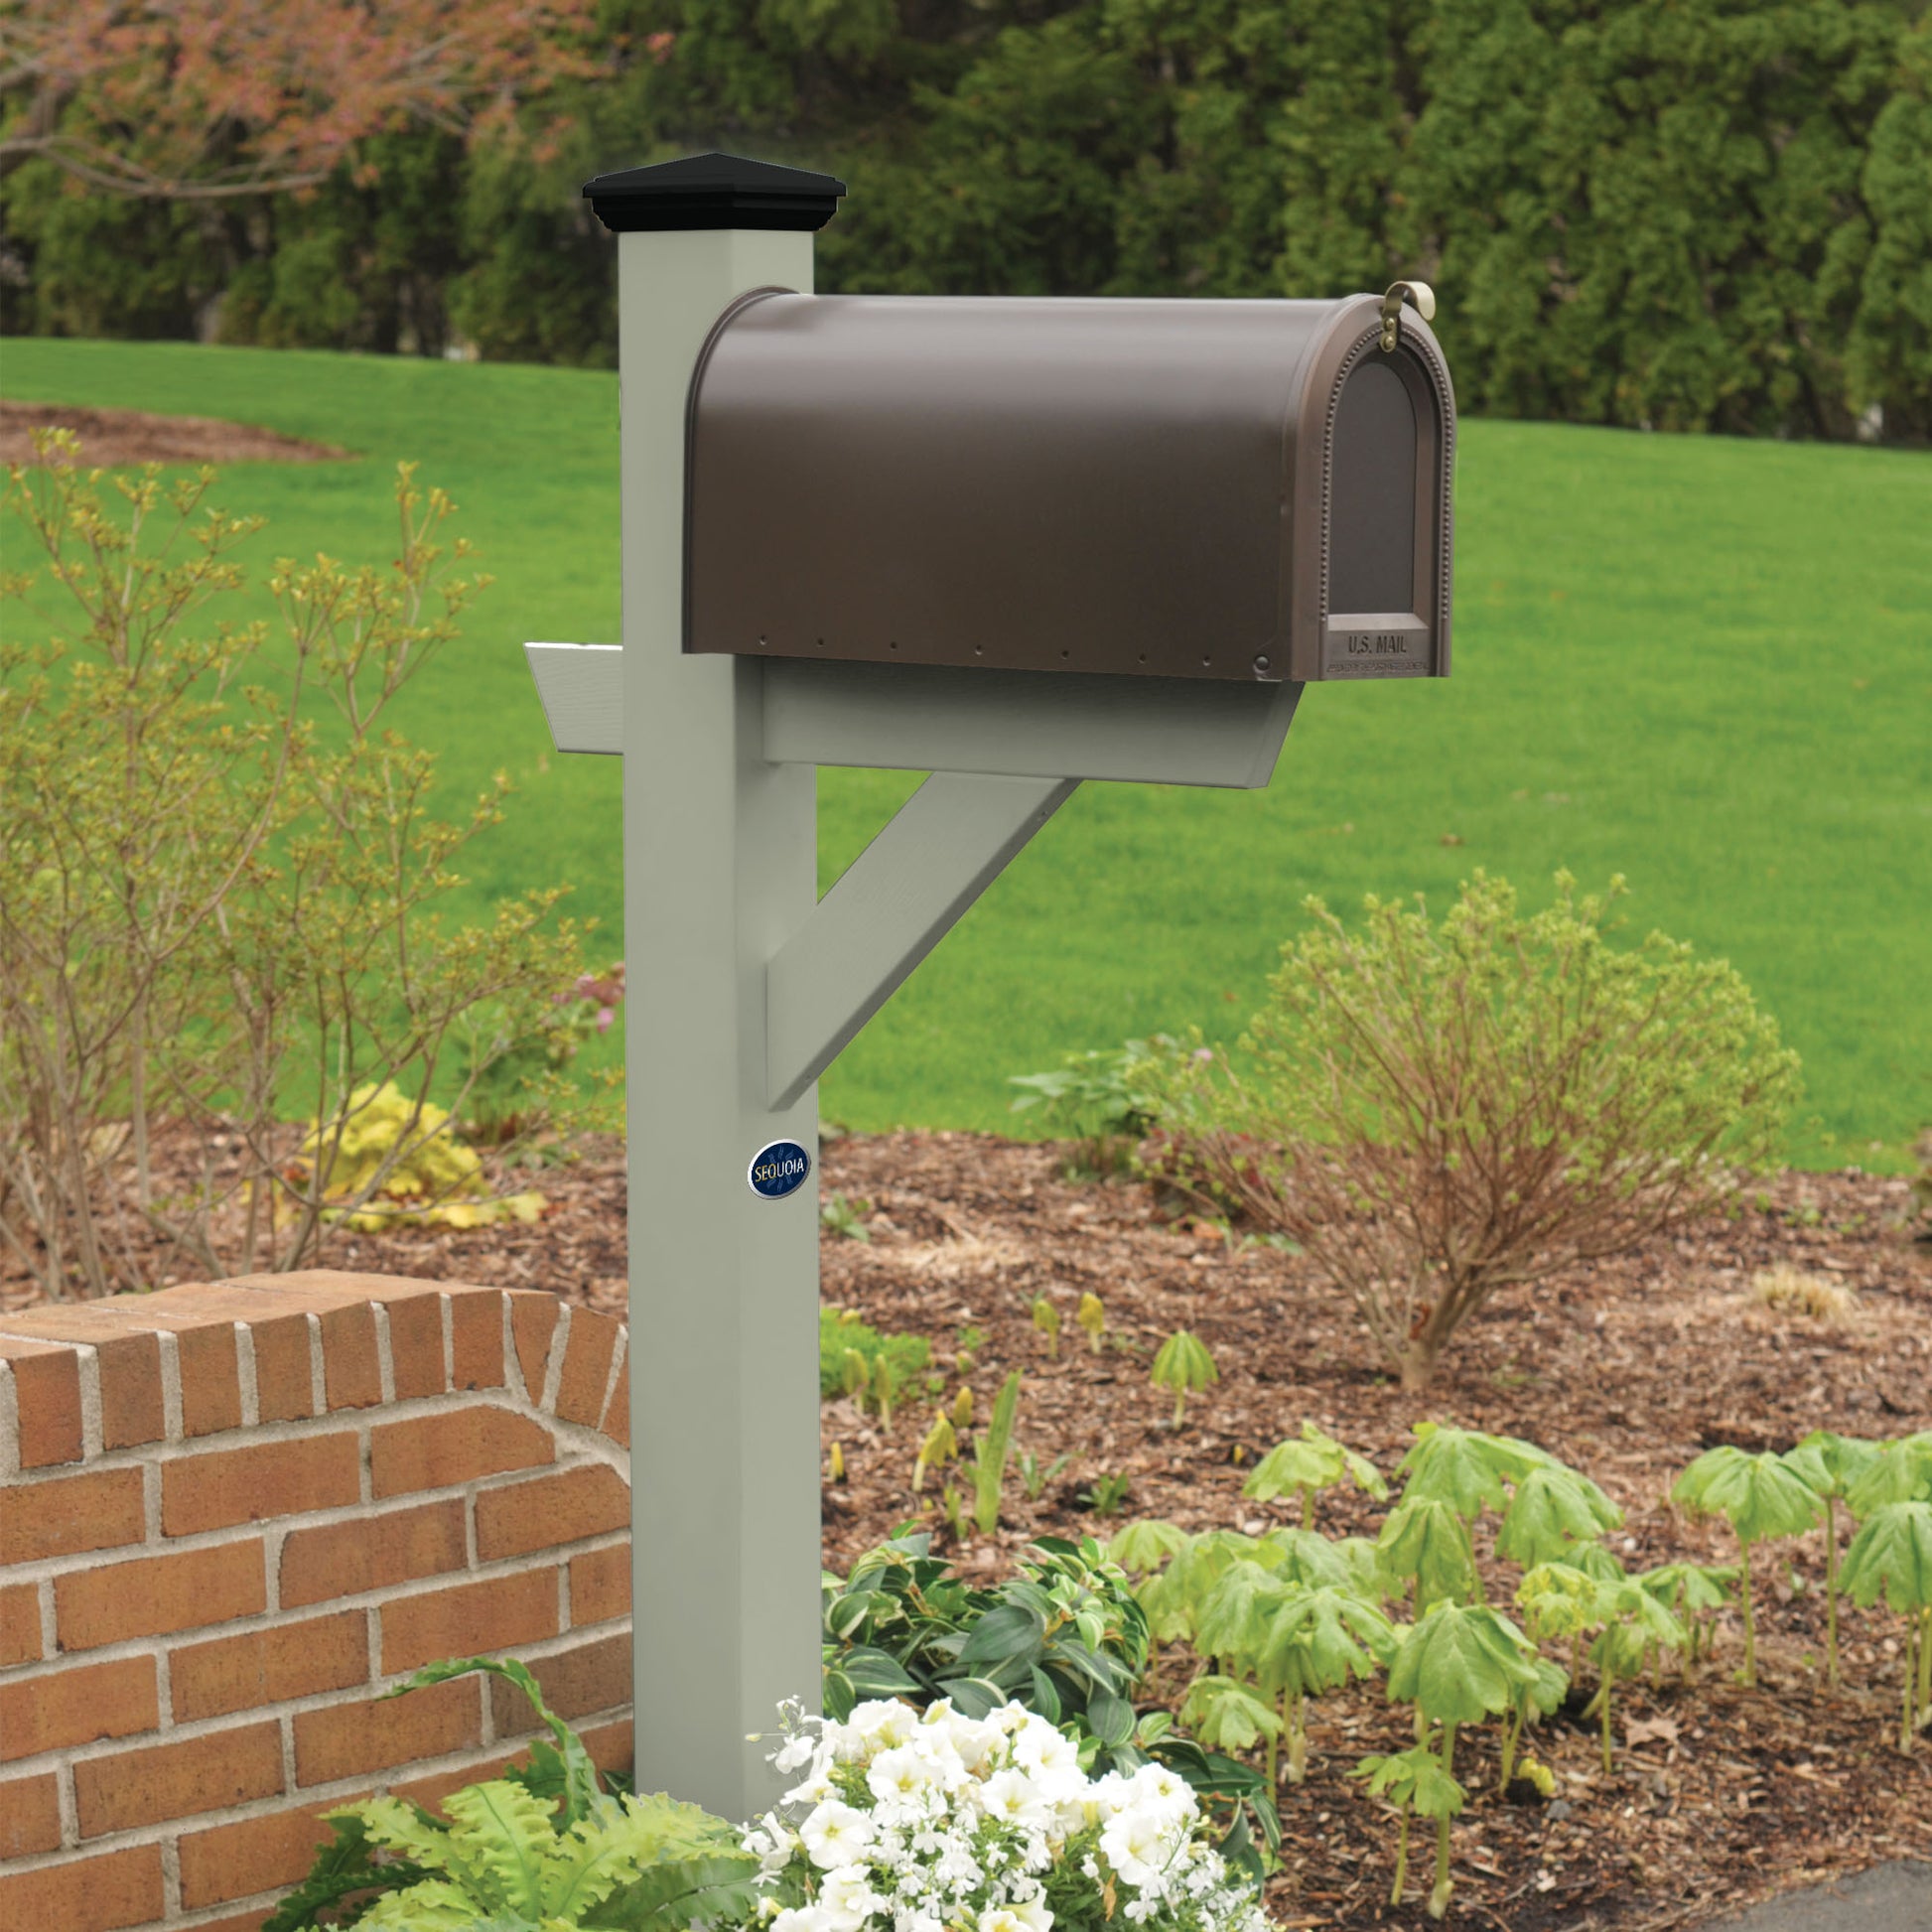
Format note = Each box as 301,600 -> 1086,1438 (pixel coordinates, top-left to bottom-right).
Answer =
162,1431 -> 359,1536
554,1310 -> 619,1427
0,1655 -> 157,1762
56,1539 -> 265,1650
179,1802 -> 340,1908
319,1302 -> 383,1410
369,1404 -> 552,1498
0,1843 -> 163,1932
0,1337 -> 83,1468
0,1312 -> 164,1450
193,1913 -> 277,1932
171,1609 -> 368,1722
74,1720 -> 282,1836
570,1544 -> 630,1626
382,1291 -> 446,1400
450,1288 -> 505,1389
0,1770 -> 63,1857
293,1674 -> 480,1785
280,1497 -> 467,1608
477,1463 -> 628,1562
581,1716 -> 634,1780
601,1347 -> 630,1449
509,1292 -> 559,1402
488,1632 -> 629,1734
0,1583 -> 43,1667
248,1309 -> 319,1423
381,1567 -> 558,1674
0,1466 -> 144,1565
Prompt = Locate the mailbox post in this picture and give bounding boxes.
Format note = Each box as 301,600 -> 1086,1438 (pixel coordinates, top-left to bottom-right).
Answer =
523,151 -> 1454,1822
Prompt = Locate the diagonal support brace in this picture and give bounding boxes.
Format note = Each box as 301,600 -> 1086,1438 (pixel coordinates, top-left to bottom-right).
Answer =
766,771 -> 1077,1110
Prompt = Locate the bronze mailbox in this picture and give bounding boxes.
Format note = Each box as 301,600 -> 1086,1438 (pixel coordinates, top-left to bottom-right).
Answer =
685,291 -> 1452,684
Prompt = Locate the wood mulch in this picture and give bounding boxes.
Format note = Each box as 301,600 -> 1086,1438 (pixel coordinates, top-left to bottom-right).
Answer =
0,398 -> 351,467
6,1129 -> 1928,1927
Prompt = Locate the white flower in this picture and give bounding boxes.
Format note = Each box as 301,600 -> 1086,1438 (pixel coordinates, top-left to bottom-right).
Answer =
978,1768 -> 1053,1833
773,1909 -> 837,1932
1010,1889 -> 1053,1932
1100,1807 -> 1179,1888
979,1910 -> 1029,1932
775,1732 -> 819,1774
851,1700 -> 922,1754
867,1746 -> 945,1809
1125,1763 -> 1193,1824
801,1800 -> 876,1870
1011,1721 -> 1083,1796
819,1864 -> 889,1930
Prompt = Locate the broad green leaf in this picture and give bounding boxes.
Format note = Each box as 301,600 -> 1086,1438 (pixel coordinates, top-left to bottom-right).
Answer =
955,1600 -> 1045,1669
1838,1501 -> 1932,1614
1781,1431 -> 1884,1502
1086,1688 -> 1137,1747
1845,1436 -> 1932,1518
1151,1329 -> 1218,1395
1252,1586 -> 1397,1698
1386,1600 -> 1540,1727
1673,1447 -> 1822,1546
1257,1527 -> 1353,1589
1495,1465 -> 1623,1566
1376,1497 -> 1479,1607
1399,1423 -> 1555,1520
1353,1743 -> 1465,1820
1194,1560 -> 1282,1671
441,1781 -> 560,1916
1515,1562 -> 1604,1643
1243,1436 -> 1340,1506
1178,1675 -> 1282,1751
1637,1563 -> 1736,1618
1106,1520 -> 1193,1575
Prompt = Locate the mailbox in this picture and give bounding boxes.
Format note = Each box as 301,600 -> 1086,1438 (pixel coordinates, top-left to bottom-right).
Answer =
686,290 -> 1453,684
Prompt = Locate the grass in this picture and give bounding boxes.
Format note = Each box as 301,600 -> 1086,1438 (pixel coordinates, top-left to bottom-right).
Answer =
4,336 -> 1928,1169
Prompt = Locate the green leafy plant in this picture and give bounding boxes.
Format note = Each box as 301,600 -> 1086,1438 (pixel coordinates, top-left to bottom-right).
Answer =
911,1413 -> 957,1492
1086,1469 -> 1134,1518
1244,1421 -> 1389,1530
969,1369 -> 1023,1536
1352,1744 -> 1465,1916
820,1190 -> 873,1241
1635,1563 -> 1738,1679
1151,1328 -> 1218,1427
1781,1431 -> 1884,1686
1077,1291 -> 1107,1353
1139,873 -> 1801,1389
1008,1035 -> 1176,1173
1672,1447 -> 1822,1686
1032,1296 -> 1061,1358
1839,1501 -> 1932,1751
267,1658 -> 755,1932
1020,1448 -> 1071,1501
817,1307 -> 928,1406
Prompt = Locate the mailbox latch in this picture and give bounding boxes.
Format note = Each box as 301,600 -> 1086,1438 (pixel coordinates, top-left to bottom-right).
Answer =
1379,280 -> 1437,352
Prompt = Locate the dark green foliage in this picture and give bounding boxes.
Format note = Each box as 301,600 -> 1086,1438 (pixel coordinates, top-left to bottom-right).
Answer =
6,0 -> 1923,440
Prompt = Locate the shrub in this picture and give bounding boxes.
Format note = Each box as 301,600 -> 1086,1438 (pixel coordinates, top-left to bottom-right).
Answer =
0,437 -> 593,1297
1142,873 -> 1800,1390
1009,1035 -> 1181,1176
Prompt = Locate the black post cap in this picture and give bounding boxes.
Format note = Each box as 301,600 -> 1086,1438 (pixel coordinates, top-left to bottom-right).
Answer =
584,152 -> 846,234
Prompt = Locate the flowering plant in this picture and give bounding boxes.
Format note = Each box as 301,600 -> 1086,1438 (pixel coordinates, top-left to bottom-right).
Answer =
738,1697 -> 1272,1932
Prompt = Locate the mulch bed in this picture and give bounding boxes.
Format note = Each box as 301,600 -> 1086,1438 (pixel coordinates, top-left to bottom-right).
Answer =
0,398 -> 351,467
7,1129 -> 1928,1927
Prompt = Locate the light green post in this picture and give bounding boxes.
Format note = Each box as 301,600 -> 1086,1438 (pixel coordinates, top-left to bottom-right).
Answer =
617,216 -> 821,1820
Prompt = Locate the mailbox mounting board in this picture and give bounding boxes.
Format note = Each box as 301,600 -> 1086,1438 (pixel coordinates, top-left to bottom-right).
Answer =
685,291 -> 1453,684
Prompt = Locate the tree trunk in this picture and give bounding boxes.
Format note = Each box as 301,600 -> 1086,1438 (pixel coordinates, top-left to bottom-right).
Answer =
1397,1334 -> 1442,1392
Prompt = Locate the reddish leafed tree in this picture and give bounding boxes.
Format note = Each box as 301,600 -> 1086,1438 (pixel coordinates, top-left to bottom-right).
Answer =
0,0 -> 598,200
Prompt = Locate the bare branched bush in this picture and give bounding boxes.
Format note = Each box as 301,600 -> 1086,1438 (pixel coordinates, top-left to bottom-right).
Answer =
1141,873 -> 1802,1392
0,434 -> 595,1299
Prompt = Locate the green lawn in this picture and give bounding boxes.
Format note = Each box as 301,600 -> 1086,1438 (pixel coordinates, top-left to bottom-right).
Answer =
4,337 -> 1928,1169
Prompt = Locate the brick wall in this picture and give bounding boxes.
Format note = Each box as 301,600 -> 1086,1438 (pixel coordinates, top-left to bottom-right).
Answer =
0,1273 -> 633,1932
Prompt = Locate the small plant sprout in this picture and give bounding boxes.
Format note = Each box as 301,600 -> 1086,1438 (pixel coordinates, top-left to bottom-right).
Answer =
1245,1421 -> 1389,1529
940,1482 -> 968,1541
1587,1582 -> 1687,1773
1032,1296 -> 1062,1358
1838,1499 -> 1932,1752
820,1190 -> 873,1241
827,1441 -> 846,1483
1672,1446 -> 1822,1687
1781,1431 -> 1884,1686
912,1414 -> 957,1492
1087,1469 -> 1133,1517
950,1385 -> 975,1431
1353,1743 -> 1464,1914
841,1346 -> 871,1410
1151,1328 -> 1218,1427
871,1355 -> 897,1429
1077,1291 -> 1107,1352
1020,1447 -> 1071,1502
1637,1563 -> 1738,1679
969,1370 -> 1022,1536
1384,1598 -> 1545,1918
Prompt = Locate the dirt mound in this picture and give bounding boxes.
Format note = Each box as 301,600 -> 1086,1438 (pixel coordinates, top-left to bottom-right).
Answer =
0,398 -> 351,468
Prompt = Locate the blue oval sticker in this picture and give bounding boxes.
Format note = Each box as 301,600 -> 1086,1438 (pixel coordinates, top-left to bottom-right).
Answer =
748,1139 -> 812,1201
